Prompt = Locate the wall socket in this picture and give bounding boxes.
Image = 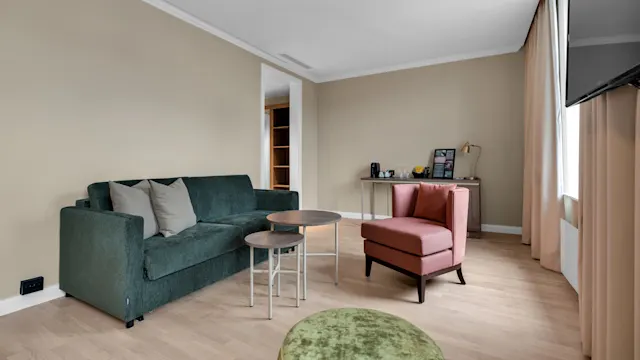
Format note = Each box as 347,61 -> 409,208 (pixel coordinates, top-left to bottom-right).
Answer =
20,276 -> 44,295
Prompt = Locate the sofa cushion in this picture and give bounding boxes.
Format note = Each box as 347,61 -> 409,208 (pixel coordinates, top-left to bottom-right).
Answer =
208,210 -> 273,237
183,175 -> 257,221
149,179 -> 197,237
413,183 -> 456,223
109,180 -> 159,239
144,223 -> 243,280
361,217 -> 453,256
89,177 -> 178,211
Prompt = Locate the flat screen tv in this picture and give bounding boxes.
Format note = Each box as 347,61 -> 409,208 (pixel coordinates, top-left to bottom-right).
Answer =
566,0 -> 640,106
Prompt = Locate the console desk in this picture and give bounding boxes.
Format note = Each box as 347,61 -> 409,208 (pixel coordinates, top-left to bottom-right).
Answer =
360,177 -> 482,237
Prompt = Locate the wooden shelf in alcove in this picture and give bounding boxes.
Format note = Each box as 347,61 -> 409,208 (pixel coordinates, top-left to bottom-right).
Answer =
273,184 -> 290,189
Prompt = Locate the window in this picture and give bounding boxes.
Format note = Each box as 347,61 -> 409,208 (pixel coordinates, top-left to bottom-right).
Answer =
564,104 -> 580,198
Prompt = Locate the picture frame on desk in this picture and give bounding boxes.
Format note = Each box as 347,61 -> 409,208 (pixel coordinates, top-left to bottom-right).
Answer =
432,149 -> 456,179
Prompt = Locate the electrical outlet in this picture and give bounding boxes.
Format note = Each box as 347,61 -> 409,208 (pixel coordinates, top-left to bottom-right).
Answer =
20,276 -> 44,295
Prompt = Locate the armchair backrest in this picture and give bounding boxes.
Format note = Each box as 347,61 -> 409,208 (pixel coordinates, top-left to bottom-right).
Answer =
392,183 -> 470,265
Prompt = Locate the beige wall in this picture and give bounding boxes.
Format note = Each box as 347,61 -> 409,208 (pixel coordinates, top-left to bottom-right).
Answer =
317,52 -> 524,226
0,0 -> 317,299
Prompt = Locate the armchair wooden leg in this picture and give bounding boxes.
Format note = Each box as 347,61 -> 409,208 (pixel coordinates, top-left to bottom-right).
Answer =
126,320 -> 134,329
417,275 -> 426,304
365,256 -> 372,277
456,268 -> 466,285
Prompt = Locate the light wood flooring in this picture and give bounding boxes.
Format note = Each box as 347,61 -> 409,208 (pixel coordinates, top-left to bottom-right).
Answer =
0,220 -> 583,360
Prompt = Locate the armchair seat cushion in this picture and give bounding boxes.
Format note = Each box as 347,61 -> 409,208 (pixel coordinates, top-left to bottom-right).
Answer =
207,210 -> 273,237
144,223 -> 242,280
361,217 -> 453,256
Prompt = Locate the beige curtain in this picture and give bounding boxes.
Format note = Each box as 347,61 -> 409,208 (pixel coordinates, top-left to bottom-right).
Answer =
579,85 -> 640,359
522,0 -> 562,272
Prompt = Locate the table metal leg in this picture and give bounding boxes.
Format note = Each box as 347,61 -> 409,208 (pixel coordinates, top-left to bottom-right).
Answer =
334,222 -> 339,285
268,248 -> 273,320
249,246 -> 254,307
296,243 -> 300,308
371,182 -> 376,220
303,226 -> 307,300
361,181 -> 365,222
276,248 -> 281,297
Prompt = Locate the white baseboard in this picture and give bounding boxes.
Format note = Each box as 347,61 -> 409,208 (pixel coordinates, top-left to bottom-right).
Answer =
480,224 -> 522,235
335,211 -> 391,221
335,211 -> 522,235
0,284 -> 65,317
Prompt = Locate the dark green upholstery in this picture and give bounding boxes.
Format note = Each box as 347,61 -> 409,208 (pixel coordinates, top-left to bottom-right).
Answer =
255,189 -> 299,212
59,207 -> 144,322
60,174 -> 299,326
184,176 -> 257,221
210,210 -> 273,237
144,223 -> 243,280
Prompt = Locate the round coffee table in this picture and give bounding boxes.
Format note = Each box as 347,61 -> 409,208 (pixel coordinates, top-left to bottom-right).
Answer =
244,231 -> 304,320
279,308 -> 444,360
267,210 -> 342,300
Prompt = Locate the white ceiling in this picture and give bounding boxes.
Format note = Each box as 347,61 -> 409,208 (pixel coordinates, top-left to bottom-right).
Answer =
264,68 -> 291,98
151,0 -> 539,82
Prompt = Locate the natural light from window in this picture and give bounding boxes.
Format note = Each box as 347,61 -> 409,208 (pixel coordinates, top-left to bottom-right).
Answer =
564,104 -> 580,198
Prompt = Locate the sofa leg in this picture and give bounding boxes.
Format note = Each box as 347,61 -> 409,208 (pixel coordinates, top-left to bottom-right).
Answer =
64,293 -> 73,298
125,320 -> 134,329
456,268 -> 466,285
365,256 -> 372,277
136,315 -> 144,322
417,276 -> 426,304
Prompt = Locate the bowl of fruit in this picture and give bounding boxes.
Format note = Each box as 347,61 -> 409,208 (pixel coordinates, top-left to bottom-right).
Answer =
412,166 -> 429,178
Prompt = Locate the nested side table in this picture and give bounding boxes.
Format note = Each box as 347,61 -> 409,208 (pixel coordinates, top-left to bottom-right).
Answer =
267,210 -> 342,300
245,231 -> 304,320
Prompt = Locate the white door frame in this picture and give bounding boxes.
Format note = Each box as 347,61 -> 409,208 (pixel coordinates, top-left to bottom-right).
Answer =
260,64 -> 303,208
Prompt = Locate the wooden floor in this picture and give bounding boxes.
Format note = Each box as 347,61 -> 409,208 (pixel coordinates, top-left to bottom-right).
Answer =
0,220 -> 583,360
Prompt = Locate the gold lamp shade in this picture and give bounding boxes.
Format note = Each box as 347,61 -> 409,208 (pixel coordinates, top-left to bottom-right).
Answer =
460,142 -> 471,153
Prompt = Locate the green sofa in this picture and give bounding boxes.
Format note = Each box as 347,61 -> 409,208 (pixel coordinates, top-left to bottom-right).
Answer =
59,175 -> 298,328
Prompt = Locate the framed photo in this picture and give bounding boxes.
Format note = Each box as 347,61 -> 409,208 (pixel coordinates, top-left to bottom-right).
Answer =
432,149 -> 456,179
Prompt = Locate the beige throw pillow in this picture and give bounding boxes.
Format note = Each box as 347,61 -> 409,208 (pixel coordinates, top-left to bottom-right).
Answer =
109,180 -> 159,239
149,178 -> 196,237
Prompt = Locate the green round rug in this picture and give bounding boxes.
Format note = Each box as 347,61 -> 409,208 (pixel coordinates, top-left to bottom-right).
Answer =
278,308 -> 444,360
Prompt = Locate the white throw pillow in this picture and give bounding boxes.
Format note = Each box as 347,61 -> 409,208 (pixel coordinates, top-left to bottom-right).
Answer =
109,180 -> 159,239
149,178 -> 197,237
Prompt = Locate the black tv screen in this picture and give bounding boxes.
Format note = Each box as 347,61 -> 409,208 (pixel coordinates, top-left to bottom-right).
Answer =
567,0 -> 640,106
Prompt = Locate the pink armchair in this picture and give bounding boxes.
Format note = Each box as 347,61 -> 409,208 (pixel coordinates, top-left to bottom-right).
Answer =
361,184 -> 470,303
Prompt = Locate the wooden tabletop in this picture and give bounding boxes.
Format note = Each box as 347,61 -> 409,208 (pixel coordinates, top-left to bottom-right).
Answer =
360,177 -> 480,184
244,231 -> 304,249
267,210 -> 342,226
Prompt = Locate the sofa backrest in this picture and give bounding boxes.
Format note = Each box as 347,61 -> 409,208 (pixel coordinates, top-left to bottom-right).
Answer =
87,175 -> 257,220
182,175 -> 256,221
88,177 -> 178,211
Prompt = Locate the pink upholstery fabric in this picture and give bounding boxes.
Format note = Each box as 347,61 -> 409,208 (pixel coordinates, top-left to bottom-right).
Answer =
446,188 -> 470,265
392,184 -> 419,217
364,240 -> 453,276
361,217 -> 453,256
413,183 -> 457,223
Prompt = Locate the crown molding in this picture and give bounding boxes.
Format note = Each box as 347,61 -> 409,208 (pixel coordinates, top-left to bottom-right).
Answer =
141,0 -> 319,83
316,45 -> 522,83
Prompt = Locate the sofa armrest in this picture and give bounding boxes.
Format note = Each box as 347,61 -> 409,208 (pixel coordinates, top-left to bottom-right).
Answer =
75,198 -> 90,208
255,189 -> 299,211
446,188 -> 470,265
392,184 -> 419,217
59,207 -> 144,322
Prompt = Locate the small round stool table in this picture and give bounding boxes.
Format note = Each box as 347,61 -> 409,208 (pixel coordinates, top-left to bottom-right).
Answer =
278,308 -> 445,360
245,231 -> 304,320
267,210 -> 342,300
